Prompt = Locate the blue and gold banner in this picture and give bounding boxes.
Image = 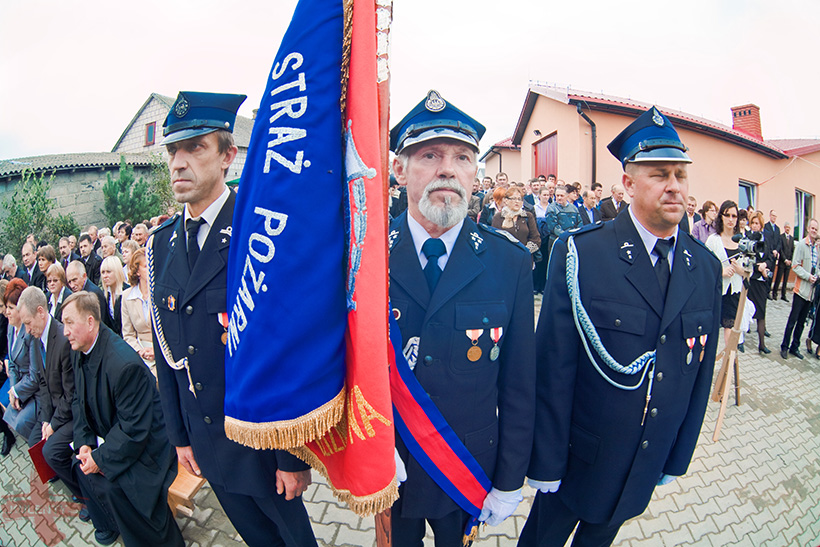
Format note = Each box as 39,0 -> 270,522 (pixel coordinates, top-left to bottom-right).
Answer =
224,0 -> 347,449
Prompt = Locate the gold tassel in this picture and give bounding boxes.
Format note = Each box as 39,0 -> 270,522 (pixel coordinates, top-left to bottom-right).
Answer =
224,388 -> 346,449
462,522 -> 479,546
289,445 -> 400,517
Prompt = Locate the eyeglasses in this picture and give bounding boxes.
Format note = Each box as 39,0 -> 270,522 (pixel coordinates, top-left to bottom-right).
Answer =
722,213 -> 738,218
505,197 -> 523,202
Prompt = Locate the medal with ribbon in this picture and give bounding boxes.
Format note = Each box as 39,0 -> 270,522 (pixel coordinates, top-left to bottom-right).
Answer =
466,329 -> 484,362
218,312 -> 229,345
686,337 -> 696,365
699,334 -> 708,362
489,327 -> 503,361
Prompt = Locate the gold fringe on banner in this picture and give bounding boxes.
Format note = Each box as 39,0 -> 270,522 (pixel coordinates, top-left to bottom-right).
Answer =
339,0 -> 354,117
289,444 -> 400,517
224,388 -> 346,450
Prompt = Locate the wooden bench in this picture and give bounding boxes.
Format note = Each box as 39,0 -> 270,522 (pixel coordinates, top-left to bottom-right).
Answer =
167,462 -> 207,518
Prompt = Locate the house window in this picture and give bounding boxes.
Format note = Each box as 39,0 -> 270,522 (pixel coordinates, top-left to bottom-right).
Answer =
795,189 -> 814,240
533,132 -> 557,179
738,180 -> 756,210
145,122 -> 156,146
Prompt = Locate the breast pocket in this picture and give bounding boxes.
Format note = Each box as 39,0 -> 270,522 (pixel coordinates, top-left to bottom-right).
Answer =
681,308 -> 713,375
587,299 -> 647,336
450,302 -> 508,373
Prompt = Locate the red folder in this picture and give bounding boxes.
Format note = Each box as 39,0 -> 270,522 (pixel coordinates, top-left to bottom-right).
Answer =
28,439 -> 57,484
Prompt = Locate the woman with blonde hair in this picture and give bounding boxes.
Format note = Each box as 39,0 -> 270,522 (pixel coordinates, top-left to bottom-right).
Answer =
121,248 -> 156,377
100,256 -> 128,336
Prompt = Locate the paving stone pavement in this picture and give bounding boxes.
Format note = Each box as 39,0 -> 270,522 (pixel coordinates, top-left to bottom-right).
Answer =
2,296 -> 819,546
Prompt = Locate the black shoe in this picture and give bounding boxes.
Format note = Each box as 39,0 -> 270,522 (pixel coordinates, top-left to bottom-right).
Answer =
759,346 -> 772,354
780,349 -> 789,359
79,506 -> 91,522
737,343 -> 745,353
781,296 -> 789,302
789,349 -> 805,360
764,330 -> 771,337
48,476 -> 59,483
1,433 -> 15,457
94,530 -> 119,546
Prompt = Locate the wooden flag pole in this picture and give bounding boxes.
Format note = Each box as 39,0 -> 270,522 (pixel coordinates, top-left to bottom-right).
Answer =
712,277 -> 747,441
374,1 -> 394,546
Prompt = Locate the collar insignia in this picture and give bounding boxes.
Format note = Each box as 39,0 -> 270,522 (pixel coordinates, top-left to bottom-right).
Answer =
220,226 -> 232,238
388,229 -> 399,250
470,231 -> 484,250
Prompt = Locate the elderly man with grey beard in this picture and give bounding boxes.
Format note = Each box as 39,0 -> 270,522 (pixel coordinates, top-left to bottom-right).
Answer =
387,90 -> 535,546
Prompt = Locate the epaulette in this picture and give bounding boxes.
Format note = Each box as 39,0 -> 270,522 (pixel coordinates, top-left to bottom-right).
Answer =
156,212 -> 181,232
476,223 -> 528,252
569,221 -> 604,236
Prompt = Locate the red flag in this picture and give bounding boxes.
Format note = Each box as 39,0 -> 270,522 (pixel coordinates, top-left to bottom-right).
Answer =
290,0 -> 398,516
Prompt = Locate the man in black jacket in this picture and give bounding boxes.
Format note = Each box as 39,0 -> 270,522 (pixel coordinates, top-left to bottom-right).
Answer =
772,222 -> 795,301
62,292 -> 184,546
78,234 -> 102,286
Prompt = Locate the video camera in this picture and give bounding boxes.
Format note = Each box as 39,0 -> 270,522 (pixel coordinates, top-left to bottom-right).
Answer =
731,232 -> 766,273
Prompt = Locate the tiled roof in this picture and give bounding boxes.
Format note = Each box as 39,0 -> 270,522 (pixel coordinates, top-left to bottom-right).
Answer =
0,152 -> 154,178
479,136 -> 519,162
513,84 -> 788,159
767,138 -> 820,156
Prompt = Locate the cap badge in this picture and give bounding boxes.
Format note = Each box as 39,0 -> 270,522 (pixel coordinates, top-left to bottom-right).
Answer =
425,90 -> 446,113
652,109 -> 664,127
174,97 -> 189,118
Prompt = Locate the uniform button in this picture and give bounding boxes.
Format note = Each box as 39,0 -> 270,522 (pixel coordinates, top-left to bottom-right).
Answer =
424,355 -> 433,365
188,345 -> 196,355
489,438 -> 494,446
482,317 -> 489,325
204,416 -> 212,424
650,408 -> 658,418
614,319 -> 622,327
698,325 -> 703,333
659,334 -> 667,344
195,382 -> 203,391
656,372 -> 664,382
641,440 -> 649,449
185,306 -> 194,315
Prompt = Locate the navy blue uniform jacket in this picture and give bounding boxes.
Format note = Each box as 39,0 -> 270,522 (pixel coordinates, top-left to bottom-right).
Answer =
389,214 -> 535,519
529,212 -> 721,525
151,192 -> 307,499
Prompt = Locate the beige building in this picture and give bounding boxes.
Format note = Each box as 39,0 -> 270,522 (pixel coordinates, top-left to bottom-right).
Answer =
484,84 -> 820,238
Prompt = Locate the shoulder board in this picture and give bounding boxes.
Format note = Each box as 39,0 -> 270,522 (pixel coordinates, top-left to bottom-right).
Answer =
156,213 -> 180,231
567,221 -> 604,237
476,223 -> 528,250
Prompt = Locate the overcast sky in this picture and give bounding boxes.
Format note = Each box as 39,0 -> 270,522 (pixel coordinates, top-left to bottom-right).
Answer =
2,0 -> 818,161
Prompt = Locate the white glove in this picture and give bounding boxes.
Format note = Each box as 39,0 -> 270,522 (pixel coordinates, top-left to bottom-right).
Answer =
394,448 -> 407,483
657,474 -> 677,486
478,487 -> 523,526
528,478 -> 561,493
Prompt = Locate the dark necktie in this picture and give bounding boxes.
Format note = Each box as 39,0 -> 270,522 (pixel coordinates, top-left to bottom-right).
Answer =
186,218 -> 204,271
653,237 -> 674,296
422,238 -> 446,292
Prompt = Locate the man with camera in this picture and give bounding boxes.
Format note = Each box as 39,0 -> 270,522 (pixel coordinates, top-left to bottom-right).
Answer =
780,219 -> 819,360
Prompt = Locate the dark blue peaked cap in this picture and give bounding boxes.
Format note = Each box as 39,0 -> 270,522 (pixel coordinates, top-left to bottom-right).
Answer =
162,91 -> 247,145
390,90 -> 486,154
607,106 -> 691,168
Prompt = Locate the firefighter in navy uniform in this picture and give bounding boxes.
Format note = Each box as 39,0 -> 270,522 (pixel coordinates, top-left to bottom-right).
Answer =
388,90 -> 536,546
149,91 -> 317,547
519,107 -> 722,547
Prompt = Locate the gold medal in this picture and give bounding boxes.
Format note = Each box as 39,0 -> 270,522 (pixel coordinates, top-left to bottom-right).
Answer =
699,334 -> 708,362
221,332 -> 228,345
465,329 -> 484,362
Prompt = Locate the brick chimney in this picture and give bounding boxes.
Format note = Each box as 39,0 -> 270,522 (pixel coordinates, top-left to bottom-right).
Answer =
731,104 -> 762,140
